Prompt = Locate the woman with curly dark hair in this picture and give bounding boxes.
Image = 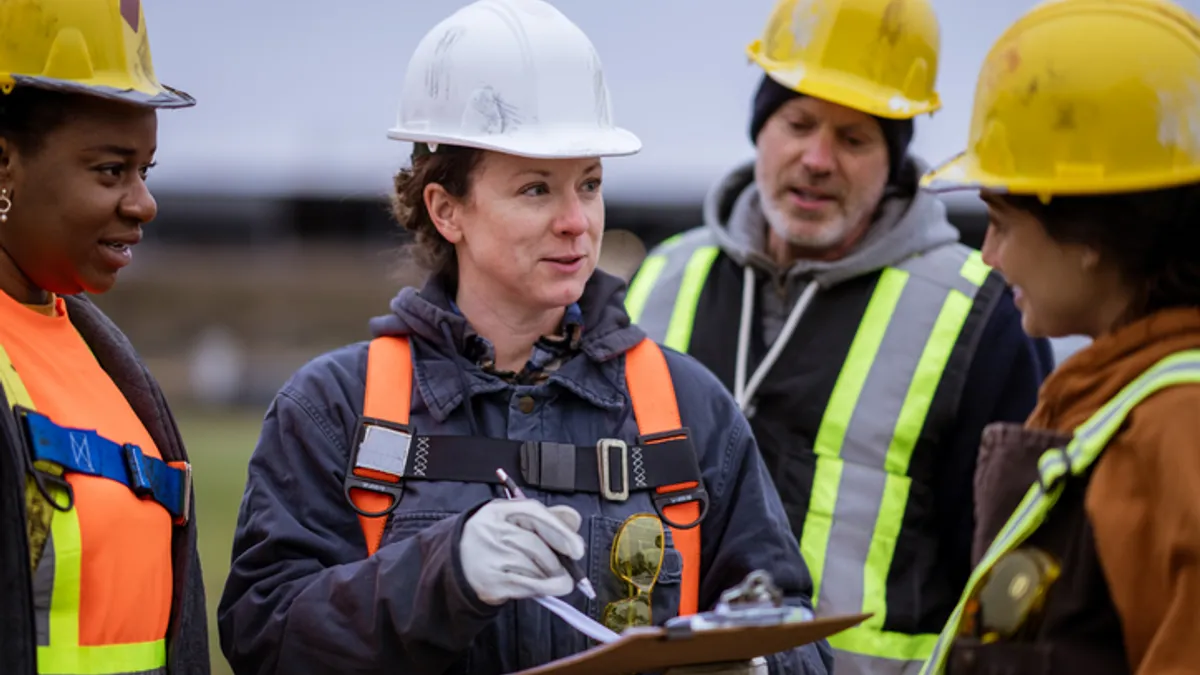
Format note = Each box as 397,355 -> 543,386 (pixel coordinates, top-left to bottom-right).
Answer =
919,0 -> 1200,673
216,1 -> 833,674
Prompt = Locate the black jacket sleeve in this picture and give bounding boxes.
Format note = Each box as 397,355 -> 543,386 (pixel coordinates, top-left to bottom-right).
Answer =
216,380 -> 500,675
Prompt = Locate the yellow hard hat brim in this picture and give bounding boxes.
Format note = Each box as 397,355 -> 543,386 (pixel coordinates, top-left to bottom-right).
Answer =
8,74 -> 195,109
749,57 -> 940,120
920,152 -> 991,194
923,149 -> 1200,197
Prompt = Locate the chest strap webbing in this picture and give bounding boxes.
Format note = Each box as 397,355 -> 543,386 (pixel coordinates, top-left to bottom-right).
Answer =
350,335 -> 705,616
16,407 -> 191,523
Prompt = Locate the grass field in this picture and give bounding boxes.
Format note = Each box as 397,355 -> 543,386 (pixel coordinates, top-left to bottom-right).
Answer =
175,406 -> 267,675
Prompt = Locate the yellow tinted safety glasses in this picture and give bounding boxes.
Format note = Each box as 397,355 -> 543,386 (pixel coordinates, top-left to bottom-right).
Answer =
602,513 -> 666,633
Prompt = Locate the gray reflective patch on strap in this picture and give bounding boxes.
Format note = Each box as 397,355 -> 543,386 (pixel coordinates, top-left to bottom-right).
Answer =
629,229 -> 718,345
34,531 -> 54,646
355,424 -> 413,476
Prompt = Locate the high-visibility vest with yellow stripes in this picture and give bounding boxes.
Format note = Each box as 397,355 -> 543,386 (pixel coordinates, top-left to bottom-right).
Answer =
0,346 -> 173,675
921,349 -> 1200,674
626,228 -> 1002,675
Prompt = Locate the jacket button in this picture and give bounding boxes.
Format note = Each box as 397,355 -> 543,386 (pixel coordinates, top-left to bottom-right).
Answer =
517,395 -> 536,414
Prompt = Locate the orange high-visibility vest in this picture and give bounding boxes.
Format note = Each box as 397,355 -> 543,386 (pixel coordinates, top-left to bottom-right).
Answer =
0,342 -> 180,675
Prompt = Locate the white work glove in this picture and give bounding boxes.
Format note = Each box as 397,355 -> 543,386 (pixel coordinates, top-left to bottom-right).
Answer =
663,657 -> 768,675
459,498 -> 586,606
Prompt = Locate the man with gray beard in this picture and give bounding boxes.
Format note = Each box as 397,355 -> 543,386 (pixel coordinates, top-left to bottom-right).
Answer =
626,1 -> 1053,673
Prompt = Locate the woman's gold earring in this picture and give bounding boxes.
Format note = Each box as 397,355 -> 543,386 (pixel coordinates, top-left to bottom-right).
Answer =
0,188 -> 11,223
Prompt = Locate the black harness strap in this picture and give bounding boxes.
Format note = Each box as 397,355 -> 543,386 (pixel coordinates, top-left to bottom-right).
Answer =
342,416 -> 708,528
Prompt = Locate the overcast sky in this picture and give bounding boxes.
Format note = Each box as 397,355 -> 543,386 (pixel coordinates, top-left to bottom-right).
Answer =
140,0 -> 1200,203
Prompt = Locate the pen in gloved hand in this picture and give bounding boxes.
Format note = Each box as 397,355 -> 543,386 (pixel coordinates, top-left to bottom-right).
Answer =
495,467 -> 597,600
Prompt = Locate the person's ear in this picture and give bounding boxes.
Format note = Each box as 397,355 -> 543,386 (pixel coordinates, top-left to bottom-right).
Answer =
424,183 -> 464,244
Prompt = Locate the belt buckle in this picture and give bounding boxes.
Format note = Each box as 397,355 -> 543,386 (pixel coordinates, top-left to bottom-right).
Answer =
597,438 -> 629,502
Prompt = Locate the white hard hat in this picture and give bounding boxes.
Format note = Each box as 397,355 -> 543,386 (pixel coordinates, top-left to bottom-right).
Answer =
386,0 -> 642,159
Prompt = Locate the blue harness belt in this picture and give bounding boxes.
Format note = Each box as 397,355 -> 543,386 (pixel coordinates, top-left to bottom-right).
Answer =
18,407 -> 191,522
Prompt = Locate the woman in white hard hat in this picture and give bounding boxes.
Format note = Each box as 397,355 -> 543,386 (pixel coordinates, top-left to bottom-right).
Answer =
217,1 -> 833,674
918,0 -> 1200,673
0,1 -> 208,674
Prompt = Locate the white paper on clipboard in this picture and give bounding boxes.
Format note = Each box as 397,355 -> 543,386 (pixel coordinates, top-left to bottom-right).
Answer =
534,596 -> 620,644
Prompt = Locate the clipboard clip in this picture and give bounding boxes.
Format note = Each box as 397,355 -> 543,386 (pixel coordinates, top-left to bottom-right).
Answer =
662,570 -> 814,640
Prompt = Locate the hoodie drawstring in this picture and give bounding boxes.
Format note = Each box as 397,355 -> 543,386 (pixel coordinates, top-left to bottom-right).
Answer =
733,266 -> 819,415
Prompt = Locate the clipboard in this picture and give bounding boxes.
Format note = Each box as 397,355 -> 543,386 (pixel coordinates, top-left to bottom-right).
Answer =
512,611 -> 869,675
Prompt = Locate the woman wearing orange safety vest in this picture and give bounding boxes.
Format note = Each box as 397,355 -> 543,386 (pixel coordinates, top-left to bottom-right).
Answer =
918,0 -> 1200,673
0,2 -> 208,675
216,1 -> 833,674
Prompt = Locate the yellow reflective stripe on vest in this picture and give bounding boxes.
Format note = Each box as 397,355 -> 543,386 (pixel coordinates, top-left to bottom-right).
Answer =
625,254 -> 667,325
39,499 -> 166,674
0,344 -> 34,407
625,233 -> 683,325
3,342 -> 57,571
630,239 -> 991,671
960,250 -> 990,287
921,349 -> 1200,675
664,246 -> 720,352
802,267 -> 905,602
624,231 -> 720,353
0,345 -> 167,675
804,249 -> 987,673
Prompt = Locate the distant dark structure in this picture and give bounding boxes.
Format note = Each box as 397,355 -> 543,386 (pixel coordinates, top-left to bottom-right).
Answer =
144,192 -> 990,252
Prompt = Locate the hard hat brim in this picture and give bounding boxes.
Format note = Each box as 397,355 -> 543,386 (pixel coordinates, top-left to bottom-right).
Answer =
749,47 -> 941,121
10,75 -> 196,109
920,152 -> 989,194
385,125 -> 642,159
923,149 -> 1200,197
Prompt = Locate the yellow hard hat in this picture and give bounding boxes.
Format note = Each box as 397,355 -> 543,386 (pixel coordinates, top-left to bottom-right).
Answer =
922,0 -> 1200,197
746,0 -> 941,120
0,0 -> 193,108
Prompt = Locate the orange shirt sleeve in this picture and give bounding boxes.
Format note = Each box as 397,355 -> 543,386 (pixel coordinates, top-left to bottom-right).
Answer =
1087,386 -> 1200,674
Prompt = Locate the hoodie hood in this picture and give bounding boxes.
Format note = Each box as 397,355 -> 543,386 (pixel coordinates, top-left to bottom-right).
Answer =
705,156 -> 960,288
367,268 -> 646,365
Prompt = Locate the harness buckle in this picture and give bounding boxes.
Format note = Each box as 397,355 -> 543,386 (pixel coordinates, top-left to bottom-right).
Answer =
343,415 -> 413,517
638,427 -> 710,530
652,484 -> 711,530
519,440 -> 576,493
173,461 -> 193,526
122,444 -> 154,497
597,438 -> 629,502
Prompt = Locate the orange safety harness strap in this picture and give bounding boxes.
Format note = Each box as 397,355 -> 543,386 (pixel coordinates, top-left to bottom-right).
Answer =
623,337 -> 702,616
352,335 -> 703,616
354,336 -> 412,556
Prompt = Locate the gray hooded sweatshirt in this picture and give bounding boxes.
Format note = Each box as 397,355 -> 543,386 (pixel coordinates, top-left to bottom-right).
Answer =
705,159 -> 961,348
